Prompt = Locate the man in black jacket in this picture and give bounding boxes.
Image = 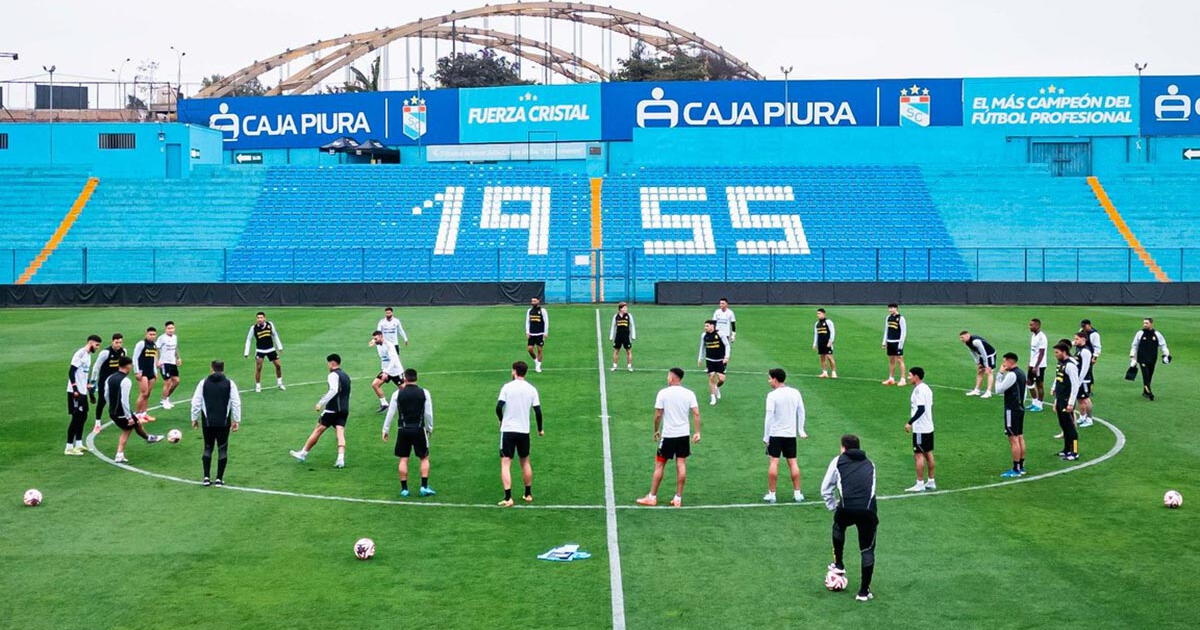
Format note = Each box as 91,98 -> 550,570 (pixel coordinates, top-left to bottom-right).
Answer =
189,361 -> 242,486
820,434 -> 878,602
1129,318 -> 1171,401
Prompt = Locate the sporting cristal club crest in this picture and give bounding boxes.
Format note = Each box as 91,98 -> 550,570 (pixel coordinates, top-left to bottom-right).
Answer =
899,85 -> 931,127
402,96 -> 427,140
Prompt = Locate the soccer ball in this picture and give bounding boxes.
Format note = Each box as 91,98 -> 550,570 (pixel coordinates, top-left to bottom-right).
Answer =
167,429 -> 183,443
824,570 -> 848,591
23,489 -> 42,506
354,538 -> 375,560
1164,490 -> 1183,509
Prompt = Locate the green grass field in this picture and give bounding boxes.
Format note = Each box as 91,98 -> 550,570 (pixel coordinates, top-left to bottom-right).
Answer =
1,304 -> 1197,629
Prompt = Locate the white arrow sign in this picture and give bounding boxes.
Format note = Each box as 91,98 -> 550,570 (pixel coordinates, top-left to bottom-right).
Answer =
1184,148 -> 1200,160
234,153 -> 262,164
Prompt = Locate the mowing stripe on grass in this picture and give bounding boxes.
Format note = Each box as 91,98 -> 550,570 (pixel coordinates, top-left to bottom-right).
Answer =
594,308 -> 627,630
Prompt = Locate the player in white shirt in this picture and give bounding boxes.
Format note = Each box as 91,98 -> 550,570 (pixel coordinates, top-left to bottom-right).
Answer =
65,334 -> 102,455
637,368 -> 702,508
369,330 -> 404,413
762,368 -> 808,504
496,361 -> 543,507
712,298 -> 736,342
1026,318 -> 1048,411
156,321 -> 182,409
903,367 -> 936,492
377,307 -> 409,354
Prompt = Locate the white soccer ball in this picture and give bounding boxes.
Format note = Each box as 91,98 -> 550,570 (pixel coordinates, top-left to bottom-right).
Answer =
1164,490 -> 1183,509
166,429 -> 183,443
354,537 -> 376,560
824,570 -> 848,591
23,489 -> 42,507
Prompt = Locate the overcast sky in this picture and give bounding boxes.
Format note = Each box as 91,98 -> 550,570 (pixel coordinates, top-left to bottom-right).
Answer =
3,0 -> 1197,89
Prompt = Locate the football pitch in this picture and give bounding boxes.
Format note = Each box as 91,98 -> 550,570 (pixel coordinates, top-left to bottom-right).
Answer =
1,304 -> 1196,629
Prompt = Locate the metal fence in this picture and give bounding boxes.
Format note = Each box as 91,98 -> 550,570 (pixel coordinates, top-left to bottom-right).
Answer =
4,247 -> 1198,302
0,80 -> 198,114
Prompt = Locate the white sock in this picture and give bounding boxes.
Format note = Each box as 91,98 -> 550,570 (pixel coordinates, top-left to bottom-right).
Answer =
379,397 -> 387,406
65,442 -> 73,450
673,494 -> 682,501
647,494 -> 656,500
74,440 -> 83,448
299,449 -> 308,456
277,378 -> 283,384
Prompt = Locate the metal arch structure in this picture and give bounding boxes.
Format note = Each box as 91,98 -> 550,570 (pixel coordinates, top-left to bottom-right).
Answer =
197,2 -> 762,98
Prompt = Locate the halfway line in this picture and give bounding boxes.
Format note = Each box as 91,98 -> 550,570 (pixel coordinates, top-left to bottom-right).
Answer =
594,308 -> 627,630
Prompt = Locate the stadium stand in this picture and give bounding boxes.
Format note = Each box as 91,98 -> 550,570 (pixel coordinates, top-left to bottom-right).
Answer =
3,163 -> 1197,293
922,165 -> 1143,282
1094,169 -> 1200,282
37,167 -> 265,284
0,166 -> 98,283
601,165 -> 971,284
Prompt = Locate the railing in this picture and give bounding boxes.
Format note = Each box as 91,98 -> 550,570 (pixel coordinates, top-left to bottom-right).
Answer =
0,80 -> 201,115
3,247 -> 1198,302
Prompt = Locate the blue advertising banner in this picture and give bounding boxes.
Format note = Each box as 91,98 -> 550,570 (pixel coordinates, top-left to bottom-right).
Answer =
600,79 -> 962,140
1139,76 -> 1200,136
964,76 -> 1139,135
458,84 -> 601,143
178,90 -> 459,149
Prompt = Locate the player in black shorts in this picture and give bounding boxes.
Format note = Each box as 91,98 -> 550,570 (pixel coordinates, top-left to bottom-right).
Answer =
90,333 -> 126,425
881,304 -> 908,386
290,354 -> 351,468
813,308 -> 838,378
525,298 -> 548,373
382,369 -> 436,497
610,302 -> 636,372
698,320 -> 731,406
995,353 -> 1027,477
244,312 -> 285,392
132,327 -> 159,417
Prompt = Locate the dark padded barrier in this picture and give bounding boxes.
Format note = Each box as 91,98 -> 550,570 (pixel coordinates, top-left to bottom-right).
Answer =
655,282 -> 1200,305
0,283 -> 543,307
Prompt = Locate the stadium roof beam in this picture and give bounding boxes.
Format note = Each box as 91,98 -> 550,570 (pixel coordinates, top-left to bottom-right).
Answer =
198,2 -> 760,97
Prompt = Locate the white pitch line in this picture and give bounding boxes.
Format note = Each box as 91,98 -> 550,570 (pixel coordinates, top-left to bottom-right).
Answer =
594,309 -> 627,630
616,417 -> 1126,510
86,369 -> 1125,516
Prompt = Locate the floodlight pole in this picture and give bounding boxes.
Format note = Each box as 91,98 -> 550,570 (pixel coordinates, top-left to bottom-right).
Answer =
43,64 -> 56,163
112,57 -> 131,107
171,46 -> 186,108
1134,62 -> 1148,161
781,66 -> 793,127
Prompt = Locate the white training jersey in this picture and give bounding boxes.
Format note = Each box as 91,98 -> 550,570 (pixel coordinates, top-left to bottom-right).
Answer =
67,346 -> 91,393
909,382 -> 934,433
158,333 -> 179,365
376,342 -> 403,376
1087,330 -> 1102,357
377,316 -> 408,346
655,385 -> 699,438
498,379 -> 541,434
712,308 -> 736,337
1030,331 -> 1048,368
764,385 -> 805,440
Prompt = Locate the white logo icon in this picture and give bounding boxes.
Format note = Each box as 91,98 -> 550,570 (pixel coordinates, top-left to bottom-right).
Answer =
636,87 -> 679,128
1154,84 -> 1197,122
209,103 -> 240,142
